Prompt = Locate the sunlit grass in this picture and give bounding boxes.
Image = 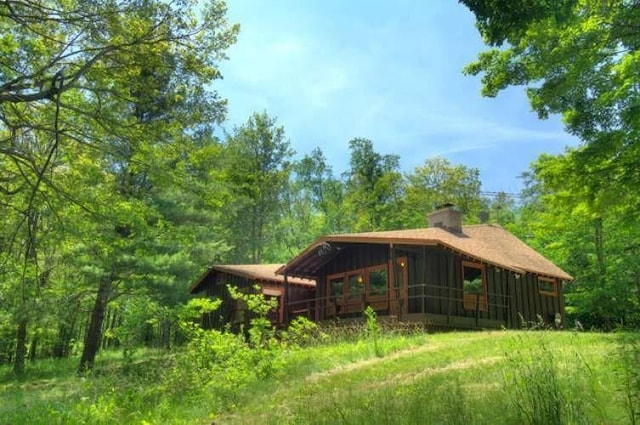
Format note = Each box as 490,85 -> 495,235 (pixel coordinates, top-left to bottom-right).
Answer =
0,329 -> 636,424
221,331 -> 628,425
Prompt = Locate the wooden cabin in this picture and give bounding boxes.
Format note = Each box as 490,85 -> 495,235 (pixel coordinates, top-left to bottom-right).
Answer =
189,264 -> 316,329
277,206 -> 572,329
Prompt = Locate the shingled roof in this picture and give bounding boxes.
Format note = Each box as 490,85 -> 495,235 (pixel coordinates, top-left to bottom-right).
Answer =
189,264 -> 316,294
277,224 -> 572,281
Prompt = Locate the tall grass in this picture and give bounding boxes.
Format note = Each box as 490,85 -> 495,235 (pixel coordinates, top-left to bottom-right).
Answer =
617,332 -> 640,425
503,335 -> 583,424
1,326 -> 637,424
227,331 -> 629,425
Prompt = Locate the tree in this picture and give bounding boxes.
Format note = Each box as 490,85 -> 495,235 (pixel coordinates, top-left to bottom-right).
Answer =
403,157 -> 483,228
1,0 -> 238,373
222,112 -> 294,263
461,0 -> 640,208
518,150 -> 640,328
343,138 -> 403,232
486,191 -> 517,226
461,0 -> 640,327
272,147 -> 348,258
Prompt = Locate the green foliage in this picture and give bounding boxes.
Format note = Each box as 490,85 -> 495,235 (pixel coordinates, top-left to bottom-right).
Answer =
517,151 -> 640,329
180,297 -> 223,322
363,306 -> 383,357
274,147 -> 345,257
2,330 -> 637,424
282,316 -> 327,347
462,0 -> 640,329
616,333 -> 640,425
167,285 -> 285,416
504,338 -> 567,424
0,0 -> 239,373
221,112 -> 294,263
404,157 -> 484,227
217,331 -> 624,424
463,277 -> 483,294
227,284 -> 278,319
462,0 -> 640,218
343,138 -> 403,232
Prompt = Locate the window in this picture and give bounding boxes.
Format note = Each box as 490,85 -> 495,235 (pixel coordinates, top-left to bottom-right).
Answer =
325,264 -> 390,314
538,277 -> 557,296
368,267 -> 388,297
233,298 -> 248,325
329,275 -> 344,300
347,271 -> 365,300
462,261 -> 487,311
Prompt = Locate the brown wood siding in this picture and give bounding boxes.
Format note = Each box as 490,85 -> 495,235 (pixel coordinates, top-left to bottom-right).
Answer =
196,270 -> 315,328
393,247 -> 503,325
506,272 -> 516,328
558,282 -> 565,322
287,285 -> 316,321
507,274 -> 565,329
484,265 -> 506,324
319,244 -> 390,320
323,244 -> 389,275
311,242 -> 564,330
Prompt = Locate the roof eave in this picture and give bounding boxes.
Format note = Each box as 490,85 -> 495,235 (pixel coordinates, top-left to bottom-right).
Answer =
279,236 -> 573,282
278,236 -> 442,278
188,267 -> 214,294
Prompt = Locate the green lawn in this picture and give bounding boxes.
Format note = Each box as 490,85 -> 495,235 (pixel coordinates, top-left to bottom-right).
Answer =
219,330 -> 633,425
1,329 -> 637,424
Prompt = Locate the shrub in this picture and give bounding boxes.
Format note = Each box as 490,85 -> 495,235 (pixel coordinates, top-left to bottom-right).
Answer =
364,306 -> 383,357
282,316 -> 326,347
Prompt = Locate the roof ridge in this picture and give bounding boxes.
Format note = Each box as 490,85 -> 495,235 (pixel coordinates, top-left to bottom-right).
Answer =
462,223 -> 504,229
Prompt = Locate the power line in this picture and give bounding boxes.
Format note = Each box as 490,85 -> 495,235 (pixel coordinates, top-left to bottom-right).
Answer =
480,191 -> 523,198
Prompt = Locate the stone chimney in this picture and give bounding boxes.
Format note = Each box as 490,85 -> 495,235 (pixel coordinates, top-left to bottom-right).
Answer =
427,203 -> 462,233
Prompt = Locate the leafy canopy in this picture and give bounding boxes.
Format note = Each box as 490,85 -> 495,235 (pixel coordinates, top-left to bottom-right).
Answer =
461,0 -> 640,196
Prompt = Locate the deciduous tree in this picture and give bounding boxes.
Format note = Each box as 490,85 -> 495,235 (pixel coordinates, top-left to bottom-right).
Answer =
461,0 -> 640,208
0,0 -> 238,373
343,138 -> 403,232
519,151 -> 640,328
404,157 -> 483,228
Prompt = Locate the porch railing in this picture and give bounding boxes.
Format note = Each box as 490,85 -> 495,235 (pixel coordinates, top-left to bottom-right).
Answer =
283,282 -> 511,328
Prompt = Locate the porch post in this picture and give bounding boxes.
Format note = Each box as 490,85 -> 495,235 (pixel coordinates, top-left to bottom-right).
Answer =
390,243 -> 399,319
283,273 -> 289,326
447,254 -> 454,325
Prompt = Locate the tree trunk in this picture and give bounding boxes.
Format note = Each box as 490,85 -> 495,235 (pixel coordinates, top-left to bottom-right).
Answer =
13,317 -> 28,376
162,319 -> 171,350
78,278 -> 112,374
52,326 -> 67,358
594,217 -> 606,277
53,307 -> 79,359
28,335 -> 38,361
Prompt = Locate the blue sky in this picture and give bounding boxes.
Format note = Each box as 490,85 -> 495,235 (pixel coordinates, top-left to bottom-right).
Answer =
216,0 -> 578,194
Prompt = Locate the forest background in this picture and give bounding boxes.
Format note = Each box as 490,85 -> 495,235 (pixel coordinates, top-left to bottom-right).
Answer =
1,0 -> 639,379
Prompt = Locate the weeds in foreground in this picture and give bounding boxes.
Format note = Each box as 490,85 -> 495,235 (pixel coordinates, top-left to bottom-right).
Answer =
2,320 -> 637,424
617,332 -> 640,425
504,337 -> 568,425
253,332 -> 627,425
364,306 -> 383,357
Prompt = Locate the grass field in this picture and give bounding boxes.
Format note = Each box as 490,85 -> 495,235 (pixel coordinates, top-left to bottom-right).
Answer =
1,328 -> 638,424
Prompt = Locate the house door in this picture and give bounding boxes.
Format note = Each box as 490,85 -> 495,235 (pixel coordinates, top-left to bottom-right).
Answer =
390,256 -> 408,318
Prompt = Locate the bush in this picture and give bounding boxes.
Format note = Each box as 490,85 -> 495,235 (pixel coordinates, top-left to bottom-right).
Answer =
282,316 -> 326,347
